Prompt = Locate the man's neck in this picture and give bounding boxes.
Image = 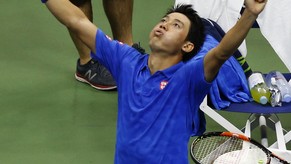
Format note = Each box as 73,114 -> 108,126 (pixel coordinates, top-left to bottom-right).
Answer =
148,52 -> 182,75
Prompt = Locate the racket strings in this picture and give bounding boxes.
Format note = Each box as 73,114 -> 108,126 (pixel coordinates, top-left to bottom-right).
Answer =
191,136 -> 268,164
192,136 -> 243,163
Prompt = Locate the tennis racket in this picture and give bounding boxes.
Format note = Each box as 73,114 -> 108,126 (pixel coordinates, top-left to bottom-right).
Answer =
190,131 -> 290,164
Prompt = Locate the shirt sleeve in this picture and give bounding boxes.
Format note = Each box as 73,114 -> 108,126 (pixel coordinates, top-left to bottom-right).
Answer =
90,29 -> 137,81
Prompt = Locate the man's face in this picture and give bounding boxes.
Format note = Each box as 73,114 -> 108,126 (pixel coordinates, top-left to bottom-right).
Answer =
149,12 -> 191,55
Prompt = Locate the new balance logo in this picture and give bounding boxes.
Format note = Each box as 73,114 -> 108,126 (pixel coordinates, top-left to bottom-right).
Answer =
85,70 -> 97,81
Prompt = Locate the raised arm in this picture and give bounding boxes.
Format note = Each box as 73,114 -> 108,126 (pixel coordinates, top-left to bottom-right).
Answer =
44,0 -> 98,54
203,0 -> 267,82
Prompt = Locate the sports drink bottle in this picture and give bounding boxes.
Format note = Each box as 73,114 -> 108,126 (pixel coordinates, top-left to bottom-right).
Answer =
248,72 -> 270,105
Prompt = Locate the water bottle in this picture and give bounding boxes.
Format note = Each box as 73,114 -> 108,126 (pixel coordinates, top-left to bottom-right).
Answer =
248,72 -> 270,105
265,71 -> 291,103
267,78 -> 282,107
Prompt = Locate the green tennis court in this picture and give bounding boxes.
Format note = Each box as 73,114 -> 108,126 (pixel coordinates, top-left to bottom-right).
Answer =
0,1 -> 290,163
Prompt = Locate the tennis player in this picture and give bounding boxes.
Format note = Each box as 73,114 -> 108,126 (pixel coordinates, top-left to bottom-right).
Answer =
42,0 -> 267,163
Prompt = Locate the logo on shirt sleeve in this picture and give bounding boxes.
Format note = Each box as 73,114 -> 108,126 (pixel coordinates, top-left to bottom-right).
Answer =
160,80 -> 168,90
106,35 -> 124,45
105,35 -> 112,41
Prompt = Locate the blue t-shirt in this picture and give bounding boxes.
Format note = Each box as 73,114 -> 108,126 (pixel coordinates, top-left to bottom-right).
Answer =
91,29 -> 212,164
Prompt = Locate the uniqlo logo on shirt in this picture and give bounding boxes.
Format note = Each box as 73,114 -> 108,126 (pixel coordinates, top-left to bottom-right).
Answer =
106,35 -> 123,45
160,80 -> 168,90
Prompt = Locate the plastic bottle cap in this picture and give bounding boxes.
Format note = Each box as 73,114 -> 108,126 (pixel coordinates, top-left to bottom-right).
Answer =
271,77 -> 276,85
283,94 -> 291,103
260,96 -> 268,105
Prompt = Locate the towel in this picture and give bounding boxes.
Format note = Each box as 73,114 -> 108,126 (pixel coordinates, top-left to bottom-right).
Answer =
192,19 -> 251,109
256,0 -> 291,72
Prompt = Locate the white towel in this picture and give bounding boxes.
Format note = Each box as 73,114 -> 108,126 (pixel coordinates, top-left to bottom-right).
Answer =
256,0 -> 291,72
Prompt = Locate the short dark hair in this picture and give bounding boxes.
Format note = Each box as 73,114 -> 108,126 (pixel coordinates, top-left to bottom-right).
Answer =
165,4 -> 205,61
